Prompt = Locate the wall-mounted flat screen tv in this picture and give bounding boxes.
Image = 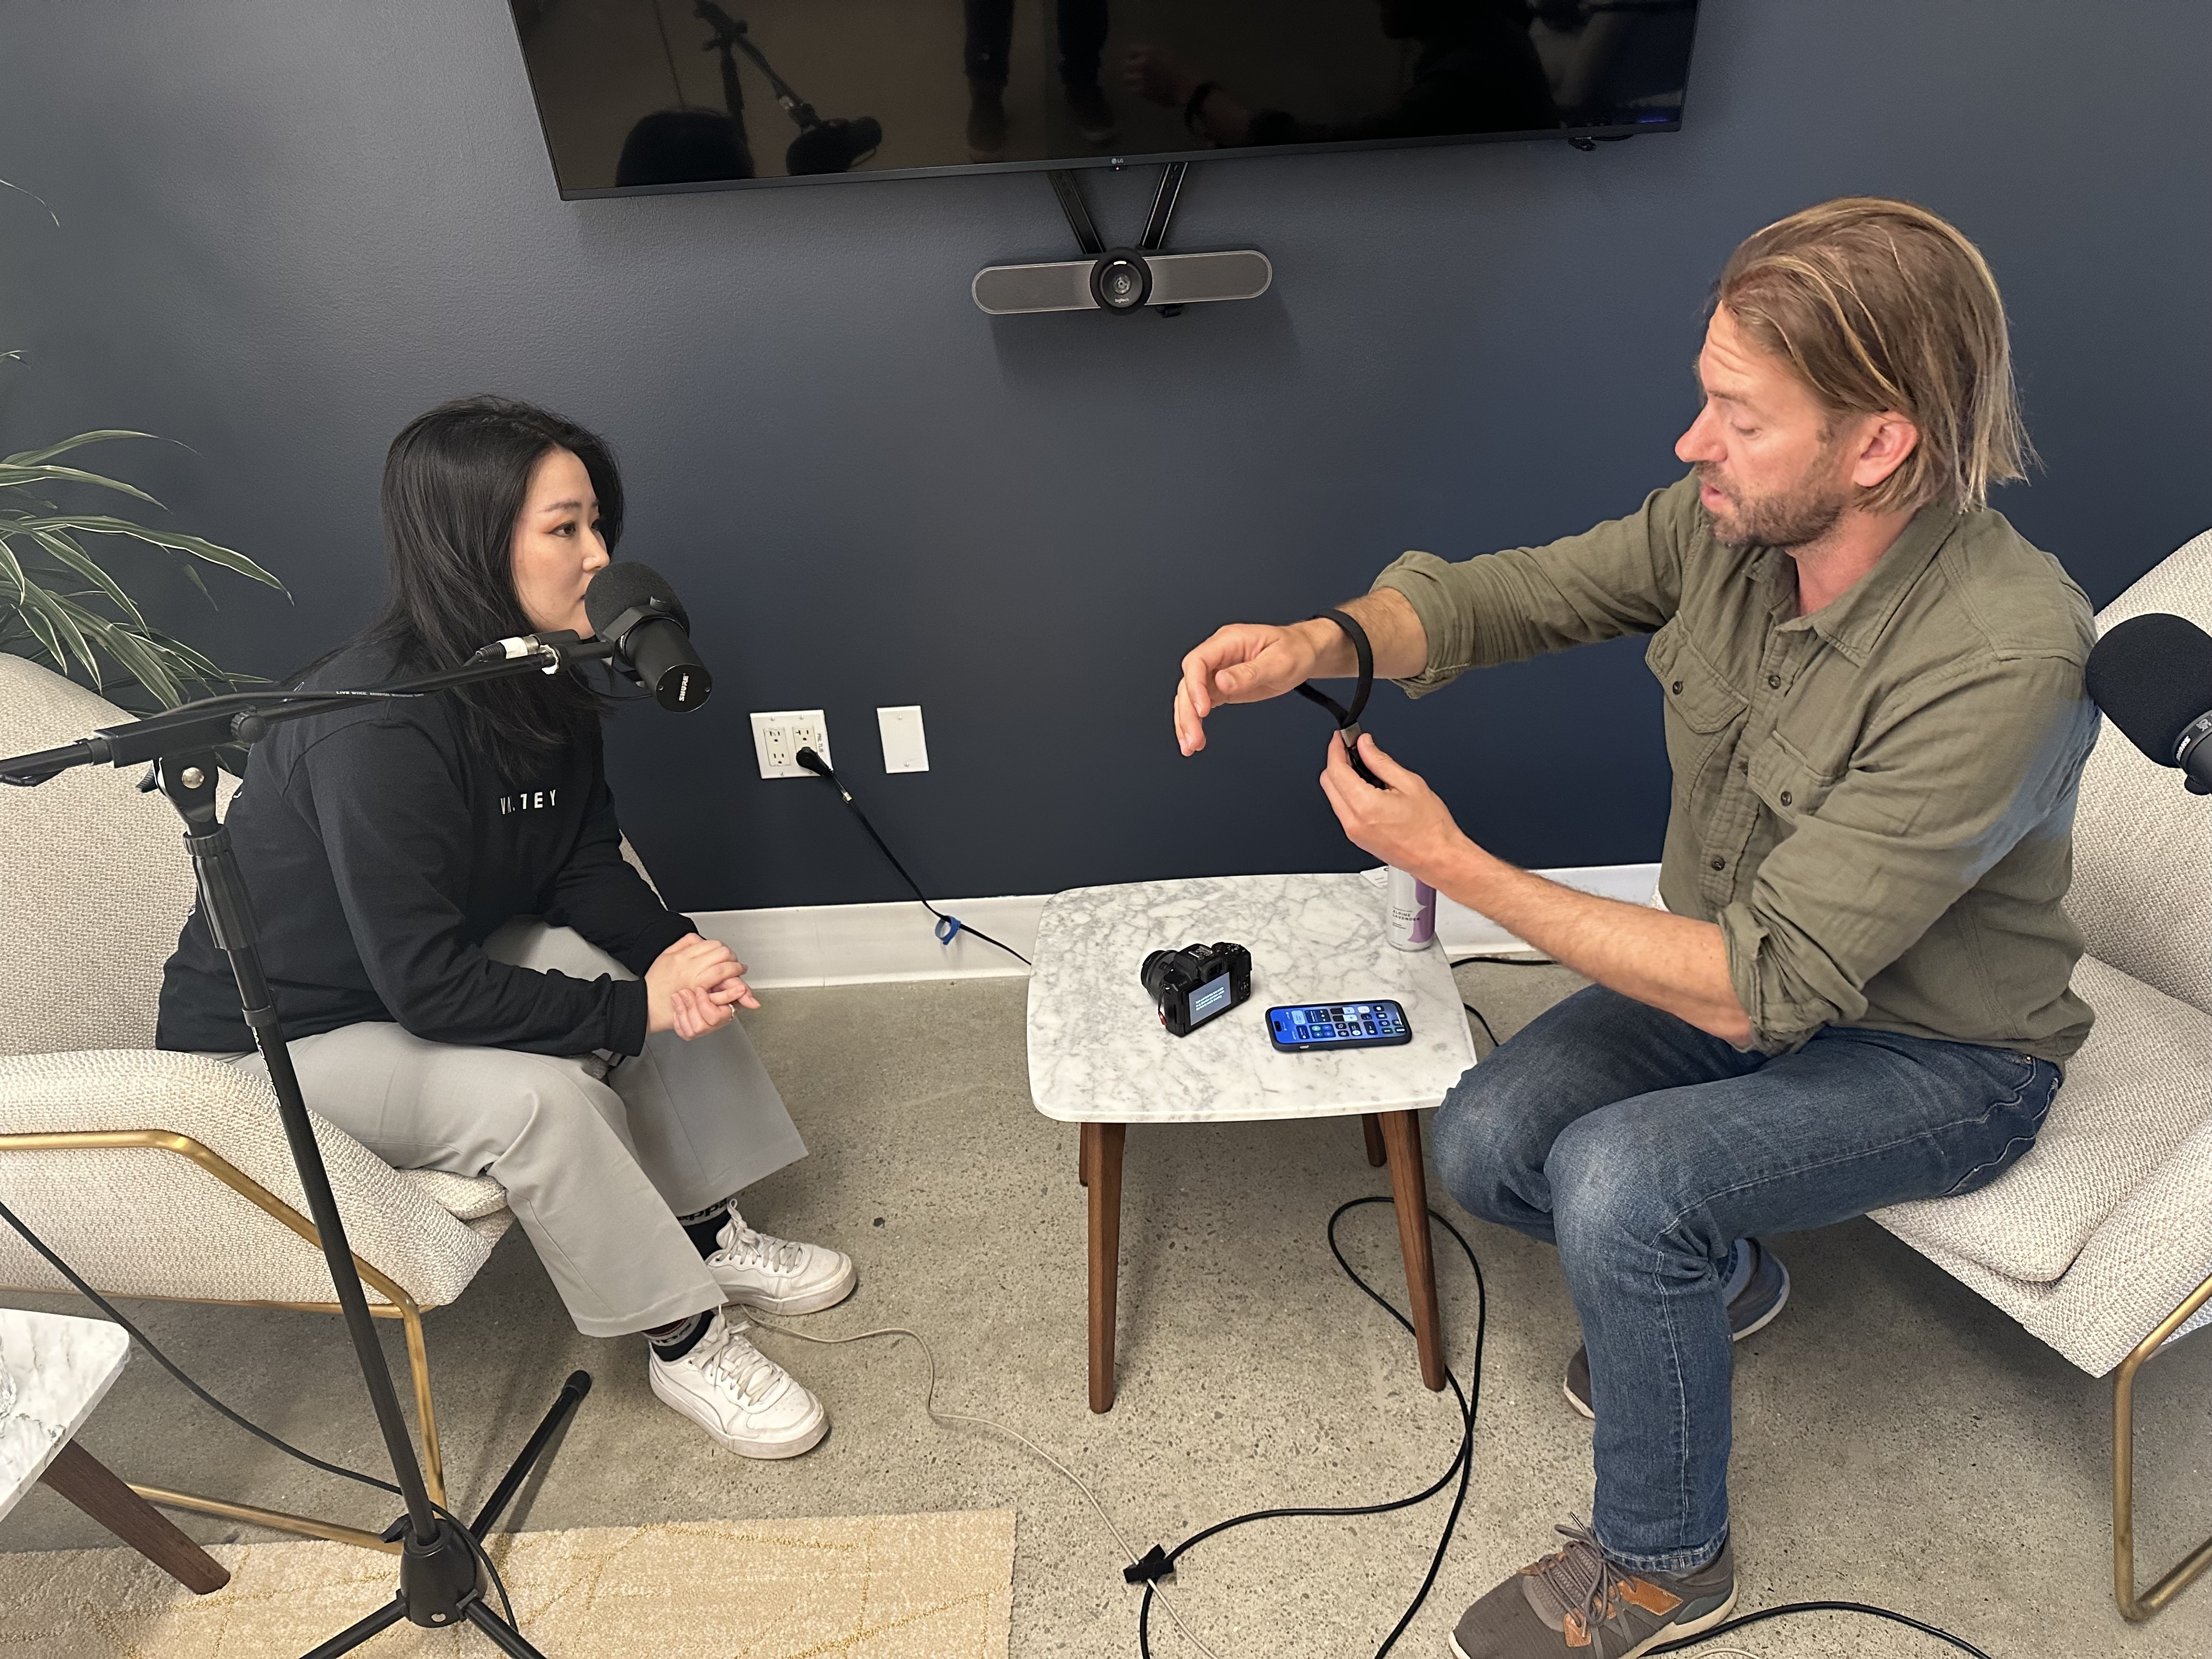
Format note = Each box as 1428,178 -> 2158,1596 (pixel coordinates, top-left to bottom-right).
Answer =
509,1 -> 1700,196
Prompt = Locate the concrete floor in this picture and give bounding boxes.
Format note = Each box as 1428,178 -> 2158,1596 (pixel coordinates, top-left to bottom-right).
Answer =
5,962 -> 2210,1658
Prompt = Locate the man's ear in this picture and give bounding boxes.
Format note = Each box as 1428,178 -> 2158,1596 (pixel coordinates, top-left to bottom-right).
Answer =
1849,411 -> 1919,491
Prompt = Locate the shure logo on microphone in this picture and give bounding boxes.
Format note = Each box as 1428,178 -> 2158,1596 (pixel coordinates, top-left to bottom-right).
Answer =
676,674 -> 691,703
500,789 -> 558,815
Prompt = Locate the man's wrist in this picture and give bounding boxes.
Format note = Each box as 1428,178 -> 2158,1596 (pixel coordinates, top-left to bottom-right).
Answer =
1291,615 -> 1353,676
1423,831 -> 1504,910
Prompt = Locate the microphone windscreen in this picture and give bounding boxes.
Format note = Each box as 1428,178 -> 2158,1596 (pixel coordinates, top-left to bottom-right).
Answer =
585,561 -> 690,638
2085,612 -> 2212,767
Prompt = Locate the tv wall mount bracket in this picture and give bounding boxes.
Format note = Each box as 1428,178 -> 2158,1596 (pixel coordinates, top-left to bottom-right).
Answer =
971,162 -> 1272,317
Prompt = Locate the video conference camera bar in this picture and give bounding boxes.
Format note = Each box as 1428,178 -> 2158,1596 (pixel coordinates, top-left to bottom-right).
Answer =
972,162 -> 1272,317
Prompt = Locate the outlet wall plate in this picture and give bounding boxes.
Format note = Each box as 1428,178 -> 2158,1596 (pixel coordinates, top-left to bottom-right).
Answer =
751,709 -> 831,780
877,705 -> 929,774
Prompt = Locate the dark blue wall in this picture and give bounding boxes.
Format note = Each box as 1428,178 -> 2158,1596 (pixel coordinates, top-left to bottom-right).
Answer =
3,1 -> 2207,911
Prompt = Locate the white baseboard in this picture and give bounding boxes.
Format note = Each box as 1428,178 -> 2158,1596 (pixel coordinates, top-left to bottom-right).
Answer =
693,863 -> 1660,990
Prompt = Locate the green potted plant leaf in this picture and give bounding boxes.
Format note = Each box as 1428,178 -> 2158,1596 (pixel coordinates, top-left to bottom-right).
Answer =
1,386 -> 286,713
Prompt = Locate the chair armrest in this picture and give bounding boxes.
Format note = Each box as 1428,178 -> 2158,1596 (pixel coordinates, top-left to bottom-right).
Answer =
2044,1114 -> 2212,1374
0,1049 -> 497,1310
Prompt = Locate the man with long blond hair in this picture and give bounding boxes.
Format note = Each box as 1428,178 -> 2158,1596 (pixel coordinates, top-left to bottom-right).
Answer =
1172,198 -> 2096,1658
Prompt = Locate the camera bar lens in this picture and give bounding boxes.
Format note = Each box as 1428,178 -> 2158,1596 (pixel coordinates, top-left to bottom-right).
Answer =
1091,251 -> 1152,313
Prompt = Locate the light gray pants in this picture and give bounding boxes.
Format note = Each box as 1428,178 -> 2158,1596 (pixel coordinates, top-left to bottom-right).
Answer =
218,920 -> 806,1338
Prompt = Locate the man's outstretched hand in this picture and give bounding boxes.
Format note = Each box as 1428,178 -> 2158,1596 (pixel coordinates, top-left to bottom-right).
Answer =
1174,620 -> 1329,755
1175,591 -> 1429,757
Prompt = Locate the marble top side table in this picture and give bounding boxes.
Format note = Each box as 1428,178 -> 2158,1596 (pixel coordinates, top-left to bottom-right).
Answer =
1,1306 -> 230,1593
1028,871 -> 1478,1411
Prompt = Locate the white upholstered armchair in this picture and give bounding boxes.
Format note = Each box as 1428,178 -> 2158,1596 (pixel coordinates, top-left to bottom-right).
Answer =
0,652 -> 514,1552
1871,526 -> 2212,1622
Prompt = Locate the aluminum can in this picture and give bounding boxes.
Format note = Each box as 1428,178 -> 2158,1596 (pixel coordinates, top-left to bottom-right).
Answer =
1386,866 -> 1436,951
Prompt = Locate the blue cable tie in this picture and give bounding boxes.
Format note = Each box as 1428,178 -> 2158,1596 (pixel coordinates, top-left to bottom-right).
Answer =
934,914 -> 964,946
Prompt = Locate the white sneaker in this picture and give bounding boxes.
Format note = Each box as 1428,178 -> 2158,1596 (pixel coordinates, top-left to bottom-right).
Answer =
707,1211 -> 855,1314
648,1312 -> 827,1459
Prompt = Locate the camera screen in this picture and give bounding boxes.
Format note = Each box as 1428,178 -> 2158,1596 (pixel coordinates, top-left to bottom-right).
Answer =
1189,973 -> 1235,1026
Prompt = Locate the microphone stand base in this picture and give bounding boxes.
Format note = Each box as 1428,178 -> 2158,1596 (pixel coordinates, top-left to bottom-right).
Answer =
301,1368 -> 591,1658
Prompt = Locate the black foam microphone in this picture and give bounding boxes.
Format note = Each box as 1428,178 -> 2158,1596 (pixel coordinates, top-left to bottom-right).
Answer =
786,116 -> 882,176
2085,612 -> 2212,794
584,562 -> 713,713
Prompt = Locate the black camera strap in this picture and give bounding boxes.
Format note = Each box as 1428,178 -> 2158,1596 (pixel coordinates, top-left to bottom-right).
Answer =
1295,607 -> 1385,786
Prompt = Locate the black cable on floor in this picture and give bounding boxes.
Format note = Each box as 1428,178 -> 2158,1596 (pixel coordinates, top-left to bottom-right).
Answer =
1133,1197 -> 1486,1659
0,1194 -> 517,1627
1126,1185 -> 2000,1659
1651,1601 -> 1995,1658
1452,957 -> 1541,1049
793,746 -> 1032,968
1462,1001 -> 1500,1052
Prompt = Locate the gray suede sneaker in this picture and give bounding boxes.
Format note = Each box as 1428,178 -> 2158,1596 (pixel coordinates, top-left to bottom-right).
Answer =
1564,1238 -> 1788,1419
1449,1522 -> 1736,1659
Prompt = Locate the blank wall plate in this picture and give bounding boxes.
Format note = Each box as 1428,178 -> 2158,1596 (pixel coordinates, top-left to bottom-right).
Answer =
877,704 -> 929,774
751,709 -> 830,780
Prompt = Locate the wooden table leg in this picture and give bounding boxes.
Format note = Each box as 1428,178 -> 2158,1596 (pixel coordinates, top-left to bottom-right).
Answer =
39,1440 -> 230,1594
1360,1113 -> 1387,1168
1378,1110 -> 1446,1391
1078,1130 -> 1090,1187
1084,1121 -> 1126,1413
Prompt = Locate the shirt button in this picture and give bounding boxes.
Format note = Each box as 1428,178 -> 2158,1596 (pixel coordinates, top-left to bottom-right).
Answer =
1671,680 -> 1683,695
1779,789 -> 1793,806
1709,856 -> 1726,871
1767,673 -> 1782,689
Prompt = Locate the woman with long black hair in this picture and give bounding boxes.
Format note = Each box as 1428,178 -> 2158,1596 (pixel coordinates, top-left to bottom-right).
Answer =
158,396 -> 847,1459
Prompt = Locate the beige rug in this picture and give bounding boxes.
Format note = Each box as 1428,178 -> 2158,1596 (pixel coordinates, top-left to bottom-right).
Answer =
0,1510 -> 1014,1658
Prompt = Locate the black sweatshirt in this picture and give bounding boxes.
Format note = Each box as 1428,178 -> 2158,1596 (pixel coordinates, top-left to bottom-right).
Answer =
156,641 -> 694,1057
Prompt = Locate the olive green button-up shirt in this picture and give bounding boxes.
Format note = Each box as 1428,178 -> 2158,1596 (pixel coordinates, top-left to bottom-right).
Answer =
1372,471 -> 2098,1062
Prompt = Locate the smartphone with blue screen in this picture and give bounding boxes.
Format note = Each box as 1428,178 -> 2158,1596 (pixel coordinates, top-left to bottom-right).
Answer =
1267,1000 -> 1412,1052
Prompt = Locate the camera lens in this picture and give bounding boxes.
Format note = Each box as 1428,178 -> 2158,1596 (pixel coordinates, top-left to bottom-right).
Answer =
1091,251 -> 1152,313
1139,949 -> 1171,999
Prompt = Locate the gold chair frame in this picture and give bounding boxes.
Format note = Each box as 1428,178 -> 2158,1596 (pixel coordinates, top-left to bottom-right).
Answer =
0,1127 -> 482,1556
2114,1264 -> 2212,1620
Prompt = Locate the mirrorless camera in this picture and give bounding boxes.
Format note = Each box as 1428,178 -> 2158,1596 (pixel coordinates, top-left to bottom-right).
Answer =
1141,941 -> 1253,1037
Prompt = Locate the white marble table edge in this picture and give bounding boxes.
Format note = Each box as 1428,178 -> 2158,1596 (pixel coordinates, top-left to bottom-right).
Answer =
1026,1086 -> 1460,1126
0,1307 -> 132,1526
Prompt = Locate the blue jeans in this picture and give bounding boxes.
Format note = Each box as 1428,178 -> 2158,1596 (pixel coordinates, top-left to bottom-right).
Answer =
1429,985 -> 2059,1573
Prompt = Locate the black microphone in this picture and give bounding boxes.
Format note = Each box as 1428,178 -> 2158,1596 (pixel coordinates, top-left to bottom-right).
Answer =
2085,612 -> 2212,794
584,562 -> 714,713
785,115 -> 882,176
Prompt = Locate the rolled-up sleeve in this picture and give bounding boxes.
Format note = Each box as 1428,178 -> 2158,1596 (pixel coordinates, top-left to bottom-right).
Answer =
1722,654 -> 2097,1054
1370,475 -> 1696,696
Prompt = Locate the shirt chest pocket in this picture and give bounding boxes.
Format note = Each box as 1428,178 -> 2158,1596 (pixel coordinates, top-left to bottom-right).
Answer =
1747,735 -> 1842,826
1647,623 -> 1747,734
1647,624 -> 1748,806
1654,619 -> 1752,765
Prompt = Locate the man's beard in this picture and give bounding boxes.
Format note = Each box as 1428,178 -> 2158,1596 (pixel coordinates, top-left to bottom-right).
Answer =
1696,459 -> 1851,551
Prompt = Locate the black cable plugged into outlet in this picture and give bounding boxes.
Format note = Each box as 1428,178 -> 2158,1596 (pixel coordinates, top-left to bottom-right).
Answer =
792,744 -> 1030,967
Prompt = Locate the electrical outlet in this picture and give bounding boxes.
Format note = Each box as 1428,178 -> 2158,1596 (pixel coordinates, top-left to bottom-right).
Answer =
750,709 -> 831,780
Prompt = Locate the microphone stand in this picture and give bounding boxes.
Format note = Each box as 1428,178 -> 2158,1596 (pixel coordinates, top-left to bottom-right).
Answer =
693,1 -> 881,175
2,633 -> 621,1658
